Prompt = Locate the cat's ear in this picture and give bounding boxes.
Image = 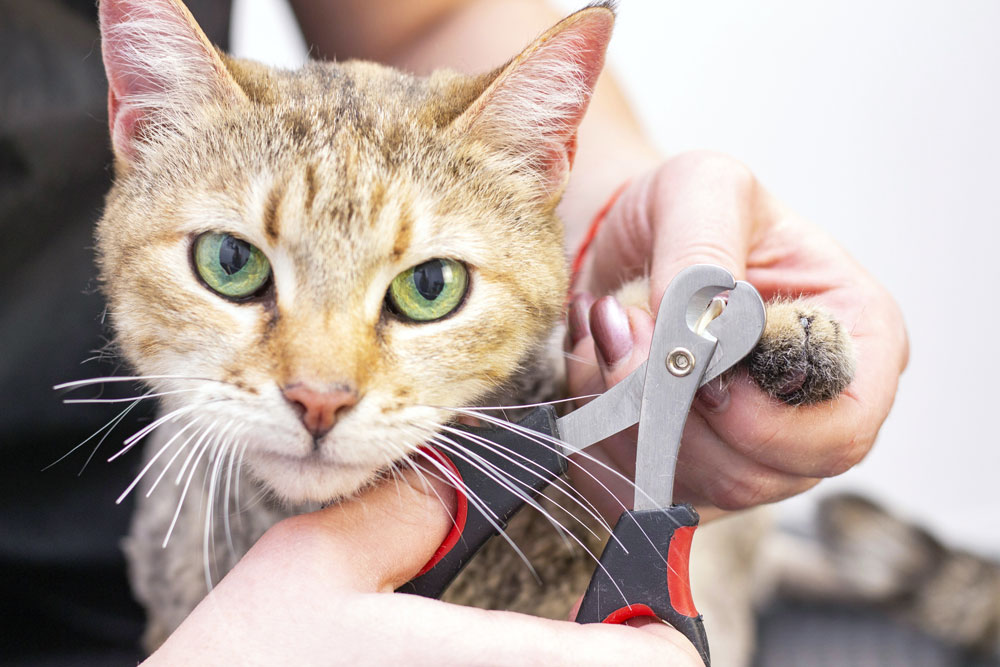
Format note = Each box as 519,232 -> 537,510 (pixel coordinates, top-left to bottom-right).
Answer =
99,0 -> 246,164
451,5 -> 614,201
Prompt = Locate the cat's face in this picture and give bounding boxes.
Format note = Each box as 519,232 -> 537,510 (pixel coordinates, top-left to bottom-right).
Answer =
97,0 -> 611,503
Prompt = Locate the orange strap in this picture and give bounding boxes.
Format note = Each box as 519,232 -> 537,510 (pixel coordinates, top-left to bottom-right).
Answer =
570,181 -> 630,286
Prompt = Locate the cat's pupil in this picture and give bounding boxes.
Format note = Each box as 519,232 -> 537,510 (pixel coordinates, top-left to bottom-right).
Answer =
219,236 -> 251,275
413,260 -> 446,301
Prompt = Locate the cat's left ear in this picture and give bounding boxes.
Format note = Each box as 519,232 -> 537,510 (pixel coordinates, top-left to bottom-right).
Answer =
451,4 -> 614,201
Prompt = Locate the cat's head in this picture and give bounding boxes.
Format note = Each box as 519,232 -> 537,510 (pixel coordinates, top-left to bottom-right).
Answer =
96,0 -> 613,503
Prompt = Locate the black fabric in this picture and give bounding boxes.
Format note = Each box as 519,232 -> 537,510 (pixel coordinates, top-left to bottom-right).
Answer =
0,1 -> 229,663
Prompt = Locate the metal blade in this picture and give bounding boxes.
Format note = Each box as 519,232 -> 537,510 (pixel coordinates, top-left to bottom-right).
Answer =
555,361 -> 645,456
554,266 -> 766,509
632,328 -> 715,511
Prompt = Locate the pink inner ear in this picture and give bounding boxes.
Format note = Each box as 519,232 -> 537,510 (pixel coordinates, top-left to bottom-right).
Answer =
100,0 -> 230,161
517,15 -> 611,141
462,10 -> 613,195
107,87 -> 146,162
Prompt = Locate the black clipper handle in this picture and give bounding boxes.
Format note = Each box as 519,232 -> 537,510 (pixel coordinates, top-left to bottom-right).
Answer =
576,505 -> 710,666
398,405 -> 567,598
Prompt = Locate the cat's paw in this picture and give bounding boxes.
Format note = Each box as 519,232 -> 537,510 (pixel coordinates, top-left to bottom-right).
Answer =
747,300 -> 855,405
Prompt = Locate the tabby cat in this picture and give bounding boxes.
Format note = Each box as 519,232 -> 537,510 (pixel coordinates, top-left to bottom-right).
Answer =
89,0 -> 854,652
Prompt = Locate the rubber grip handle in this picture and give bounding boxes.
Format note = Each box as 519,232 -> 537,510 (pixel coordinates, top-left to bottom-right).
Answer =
398,405 -> 567,598
576,505 -> 710,666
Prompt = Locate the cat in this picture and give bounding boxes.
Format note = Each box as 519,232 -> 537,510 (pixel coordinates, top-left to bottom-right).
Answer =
748,493 -> 1000,666
89,0 -> 855,653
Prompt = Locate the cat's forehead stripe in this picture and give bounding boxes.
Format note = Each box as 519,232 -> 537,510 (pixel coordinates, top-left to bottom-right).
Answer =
391,201 -> 412,262
263,178 -> 284,243
368,181 -> 387,226
303,162 -> 318,215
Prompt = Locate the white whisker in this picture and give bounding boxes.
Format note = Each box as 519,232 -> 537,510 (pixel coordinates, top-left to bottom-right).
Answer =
175,419 -> 216,485
410,446 -> 538,581
428,432 -> 569,534
163,419 -> 232,548
204,424 -> 241,591
451,407 -> 658,513
116,418 -> 199,504
109,402 -> 203,462
63,388 -> 201,404
439,423 -> 611,539
429,432 -> 630,601
424,435 -> 549,580
222,433 -> 242,557
233,440 -> 249,532
146,421 -> 206,497
455,395 -> 599,412
54,374 -> 225,391
42,397 -> 143,471
562,351 -> 598,365
450,409 -> 681,571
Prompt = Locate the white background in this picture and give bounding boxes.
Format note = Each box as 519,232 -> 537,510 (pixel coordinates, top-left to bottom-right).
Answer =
231,0 -> 1000,555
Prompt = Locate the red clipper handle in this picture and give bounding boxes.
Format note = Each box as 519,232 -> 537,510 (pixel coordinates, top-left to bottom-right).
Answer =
576,505 -> 710,666
398,406 -> 567,598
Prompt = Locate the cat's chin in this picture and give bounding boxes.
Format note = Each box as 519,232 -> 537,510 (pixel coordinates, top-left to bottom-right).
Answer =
246,450 -> 383,505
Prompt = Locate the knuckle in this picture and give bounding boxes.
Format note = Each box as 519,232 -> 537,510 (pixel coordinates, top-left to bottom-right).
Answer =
257,514 -> 328,556
663,149 -> 756,191
705,467 -> 771,510
670,239 -> 743,274
820,432 -> 874,477
731,417 -> 783,460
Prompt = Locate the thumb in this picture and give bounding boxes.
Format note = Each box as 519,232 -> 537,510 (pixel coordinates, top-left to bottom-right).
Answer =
586,153 -> 757,309
254,464 -> 456,594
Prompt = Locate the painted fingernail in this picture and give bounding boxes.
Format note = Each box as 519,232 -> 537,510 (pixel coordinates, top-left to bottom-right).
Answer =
696,379 -> 730,413
590,296 -> 632,367
567,292 -> 595,346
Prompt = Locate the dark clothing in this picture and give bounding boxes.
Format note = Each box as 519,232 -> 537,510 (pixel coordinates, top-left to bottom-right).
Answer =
0,2 -> 229,662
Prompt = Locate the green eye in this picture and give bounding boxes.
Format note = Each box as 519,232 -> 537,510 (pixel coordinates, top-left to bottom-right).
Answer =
193,232 -> 272,300
387,259 -> 469,322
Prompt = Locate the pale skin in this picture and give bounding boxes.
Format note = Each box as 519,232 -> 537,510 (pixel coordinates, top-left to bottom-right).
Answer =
147,471 -> 700,666
147,0 -> 908,662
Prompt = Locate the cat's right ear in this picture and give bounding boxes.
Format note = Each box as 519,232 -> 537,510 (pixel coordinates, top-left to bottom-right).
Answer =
100,0 -> 245,166
451,4 -> 614,202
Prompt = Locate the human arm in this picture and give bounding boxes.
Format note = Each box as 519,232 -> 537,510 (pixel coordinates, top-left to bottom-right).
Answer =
143,470 -> 700,666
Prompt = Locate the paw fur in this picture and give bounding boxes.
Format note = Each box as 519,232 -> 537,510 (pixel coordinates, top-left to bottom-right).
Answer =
747,300 -> 855,405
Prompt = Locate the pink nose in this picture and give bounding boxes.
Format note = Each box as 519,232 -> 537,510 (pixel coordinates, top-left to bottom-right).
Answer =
282,384 -> 358,439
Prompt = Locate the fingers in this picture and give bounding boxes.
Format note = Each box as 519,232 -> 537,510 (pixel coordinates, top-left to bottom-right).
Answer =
157,527 -> 702,666
248,467 -> 456,594
703,219 -> 908,480
570,151 -> 908,514
565,295 -> 653,519
586,150 -> 758,308
330,594 -> 704,666
674,403 -> 822,510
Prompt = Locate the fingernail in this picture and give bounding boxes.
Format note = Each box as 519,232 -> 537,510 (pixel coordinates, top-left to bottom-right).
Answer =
567,293 -> 595,346
590,296 -> 632,367
696,380 -> 730,413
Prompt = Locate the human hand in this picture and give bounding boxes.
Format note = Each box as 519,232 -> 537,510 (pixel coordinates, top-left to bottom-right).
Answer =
566,151 -> 909,522
144,467 -> 701,666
